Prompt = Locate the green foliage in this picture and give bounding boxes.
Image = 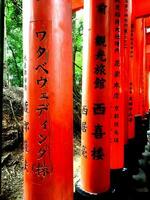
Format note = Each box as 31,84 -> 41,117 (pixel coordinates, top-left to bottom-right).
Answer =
72,12 -> 83,93
5,0 -> 23,87
72,12 -> 83,135
4,3 -> 83,89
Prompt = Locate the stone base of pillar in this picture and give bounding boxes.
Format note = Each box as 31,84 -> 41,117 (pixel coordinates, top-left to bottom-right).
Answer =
125,114 -> 148,174
142,112 -> 150,131
125,139 -> 139,174
110,168 -> 130,200
75,180 -> 114,200
111,168 -> 130,189
144,111 -> 150,130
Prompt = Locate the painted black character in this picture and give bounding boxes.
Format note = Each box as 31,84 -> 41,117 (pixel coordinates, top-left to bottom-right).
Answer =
91,147 -> 104,160
92,124 -> 105,139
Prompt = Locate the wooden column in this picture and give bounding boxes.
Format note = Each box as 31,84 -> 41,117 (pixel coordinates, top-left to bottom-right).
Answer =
109,0 -> 125,170
80,0 -> 110,194
23,1 -> 73,199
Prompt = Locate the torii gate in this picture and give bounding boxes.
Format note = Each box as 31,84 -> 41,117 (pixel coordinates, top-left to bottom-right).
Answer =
22,0 -> 150,200
73,0 -> 150,198
0,0 -> 150,199
72,0 -> 150,17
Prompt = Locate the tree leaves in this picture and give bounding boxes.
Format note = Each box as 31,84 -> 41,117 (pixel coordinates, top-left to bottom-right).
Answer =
5,0 -> 22,87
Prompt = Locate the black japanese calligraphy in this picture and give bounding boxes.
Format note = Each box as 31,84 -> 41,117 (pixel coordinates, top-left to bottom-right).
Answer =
24,140 -> 29,153
92,124 -> 105,139
97,3 -> 107,14
37,46 -> 46,58
38,134 -> 47,145
37,145 -> 48,159
24,101 -> 29,113
94,77 -> 106,89
91,147 -> 104,160
96,49 -> 106,62
81,122 -> 87,132
37,77 -> 48,88
36,104 -> 49,116
82,105 -> 88,115
40,93 -> 49,99
24,160 -> 29,172
41,120 -> 48,129
32,161 -> 49,177
81,145 -> 87,158
36,31 -> 46,41
95,64 -> 106,75
24,121 -> 29,132
93,103 -> 106,115
35,63 -> 48,74
95,35 -> 106,46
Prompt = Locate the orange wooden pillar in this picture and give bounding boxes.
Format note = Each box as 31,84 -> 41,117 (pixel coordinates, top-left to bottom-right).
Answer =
145,59 -> 150,111
125,0 -> 138,140
132,0 -> 150,19
124,17 -> 146,174
146,20 -> 150,112
146,34 -> 150,110
148,70 -> 150,111
123,0 -> 132,143
143,30 -> 150,114
109,0 -> 126,171
134,18 -> 145,116
23,1 -> 73,200
143,27 -> 148,114
140,18 -> 146,115
127,21 -> 136,140
72,0 -> 83,12
148,56 -> 150,110
76,0 -> 111,198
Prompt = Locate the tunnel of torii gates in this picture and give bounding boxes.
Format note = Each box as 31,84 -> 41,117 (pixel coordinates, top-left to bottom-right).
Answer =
21,0 -> 150,200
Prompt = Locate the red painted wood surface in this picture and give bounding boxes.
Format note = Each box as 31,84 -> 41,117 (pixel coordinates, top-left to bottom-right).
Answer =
109,0 -> 125,169
146,44 -> 150,53
145,17 -> 150,28
123,0 -> 132,142
80,0 -> 110,193
23,1 -> 73,200
132,0 -> 150,18
148,71 -> 150,110
143,28 -> 149,113
146,33 -> 150,45
134,18 -> 146,115
128,22 -> 135,139
72,0 -> 150,17
147,53 -> 150,109
72,0 -> 83,12
145,35 -> 150,111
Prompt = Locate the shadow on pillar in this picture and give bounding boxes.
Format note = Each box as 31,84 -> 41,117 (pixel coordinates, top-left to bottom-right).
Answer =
110,168 -> 131,200
124,114 -> 149,175
75,180 -> 116,200
109,113 -> 150,199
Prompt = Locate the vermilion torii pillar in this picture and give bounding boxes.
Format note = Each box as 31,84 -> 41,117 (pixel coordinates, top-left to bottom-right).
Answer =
123,0 -> 132,144
143,24 -> 148,114
23,1 -> 73,200
144,19 -> 150,113
128,21 -> 136,139
134,18 -> 146,115
76,0 -> 111,198
109,0 -> 126,171
146,31 -> 150,111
